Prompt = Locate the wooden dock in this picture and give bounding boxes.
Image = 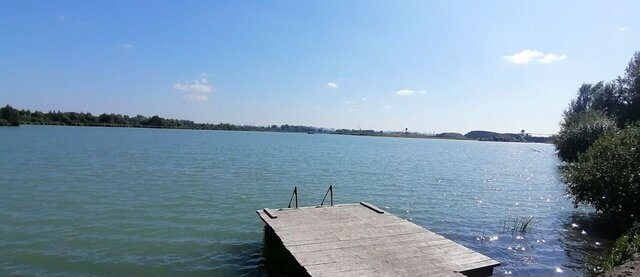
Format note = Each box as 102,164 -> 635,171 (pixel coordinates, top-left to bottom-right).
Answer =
257,202 -> 500,277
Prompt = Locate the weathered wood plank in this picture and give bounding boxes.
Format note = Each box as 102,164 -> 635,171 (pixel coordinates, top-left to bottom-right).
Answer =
286,232 -> 436,253
258,203 -> 500,277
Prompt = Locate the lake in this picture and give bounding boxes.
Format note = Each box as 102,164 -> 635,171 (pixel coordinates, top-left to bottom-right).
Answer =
0,126 -> 607,276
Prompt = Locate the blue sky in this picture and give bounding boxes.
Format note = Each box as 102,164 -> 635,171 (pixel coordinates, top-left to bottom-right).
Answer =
1,1 -> 638,134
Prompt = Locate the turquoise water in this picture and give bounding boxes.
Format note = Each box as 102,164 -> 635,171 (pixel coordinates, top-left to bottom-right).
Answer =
0,126 -> 607,276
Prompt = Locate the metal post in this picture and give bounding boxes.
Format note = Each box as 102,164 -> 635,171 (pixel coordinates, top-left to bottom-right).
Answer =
320,185 -> 333,206
288,186 -> 298,208
330,185 -> 333,206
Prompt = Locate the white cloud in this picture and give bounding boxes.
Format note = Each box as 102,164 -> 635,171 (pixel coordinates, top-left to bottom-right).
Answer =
395,89 -> 416,96
361,97 -> 368,101
395,89 -> 430,96
326,82 -> 338,89
503,49 -> 544,64
201,72 -> 209,77
347,108 -> 359,112
384,105 -> 392,109
395,89 -> 429,96
183,94 -> 208,102
345,100 -> 356,104
538,53 -> 567,63
619,26 -> 630,32
173,77 -> 215,102
56,15 -> 68,21
121,43 -> 134,49
503,49 -> 567,64
172,80 -> 213,94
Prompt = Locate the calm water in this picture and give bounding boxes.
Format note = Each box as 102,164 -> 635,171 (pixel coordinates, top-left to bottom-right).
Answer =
0,126 -> 609,276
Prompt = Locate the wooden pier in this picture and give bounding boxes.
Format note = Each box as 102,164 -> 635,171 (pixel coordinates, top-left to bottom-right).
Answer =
257,202 -> 499,277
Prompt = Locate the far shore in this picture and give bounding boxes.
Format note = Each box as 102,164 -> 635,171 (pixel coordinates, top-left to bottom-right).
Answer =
6,120 -> 554,144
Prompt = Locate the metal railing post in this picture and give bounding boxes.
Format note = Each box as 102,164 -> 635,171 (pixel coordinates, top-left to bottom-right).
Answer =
320,185 -> 333,206
330,185 -> 333,206
288,186 -> 298,208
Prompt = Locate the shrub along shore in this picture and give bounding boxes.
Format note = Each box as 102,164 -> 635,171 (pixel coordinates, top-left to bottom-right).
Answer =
555,51 -> 640,275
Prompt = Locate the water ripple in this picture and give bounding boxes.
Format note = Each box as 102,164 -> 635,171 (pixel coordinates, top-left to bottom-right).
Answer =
0,126 -> 612,276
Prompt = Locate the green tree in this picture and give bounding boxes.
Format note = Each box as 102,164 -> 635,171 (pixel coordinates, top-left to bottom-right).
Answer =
563,125 -> 640,221
555,109 -> 617,162
143,115 -> 164,127
0,105 -> 20,126
561,52 -> 640,128
619,51 -> 640,123
98,113 -> 118,124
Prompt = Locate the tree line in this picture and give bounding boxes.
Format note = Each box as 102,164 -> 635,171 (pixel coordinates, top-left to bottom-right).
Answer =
1,104 -> 555,143
554,51 -> 640,273
1,105 -> 435,138
0,105 -> 335,133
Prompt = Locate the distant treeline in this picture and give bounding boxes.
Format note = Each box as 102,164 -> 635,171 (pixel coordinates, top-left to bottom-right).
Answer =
0,105 -> 330,132
0,105 -> 417,136
0,104 -> 551,142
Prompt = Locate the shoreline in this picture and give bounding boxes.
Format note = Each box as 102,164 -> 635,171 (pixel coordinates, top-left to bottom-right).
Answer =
7,122 -> 554,144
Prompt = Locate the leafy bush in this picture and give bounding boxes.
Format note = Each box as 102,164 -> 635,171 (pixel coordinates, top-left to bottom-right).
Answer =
0,118 -> 10,126
563,125 -> 640,221
555,110 -> 617,162
559,51 -> 640,275
589,223 -> 640,274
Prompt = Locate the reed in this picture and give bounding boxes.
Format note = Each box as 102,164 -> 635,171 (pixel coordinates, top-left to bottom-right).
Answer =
502,216 -> 535,236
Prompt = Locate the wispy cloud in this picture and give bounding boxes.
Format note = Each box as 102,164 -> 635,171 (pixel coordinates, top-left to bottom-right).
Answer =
173,80 -> 212,93
619,26 -> 630,32
201,72 -> 209,77
395,89 -> 427,96
326,82 -> 338,89
384,105 -> 392,109
347,108 -> 359,112
309,106 -> 321,110
504,49 -> 543,64
183,94 -> 208,102
395,89 -> 415,96
538,53 -> 567,63
121,43 -> 134,49
361,97 -> 368,101
345,100 -> 356,104
173,77 -> 214,102
55,15 -> 89,25
503,49 -> 567,64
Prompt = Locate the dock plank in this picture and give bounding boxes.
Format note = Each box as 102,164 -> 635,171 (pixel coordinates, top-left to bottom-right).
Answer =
257,203 -> 499,276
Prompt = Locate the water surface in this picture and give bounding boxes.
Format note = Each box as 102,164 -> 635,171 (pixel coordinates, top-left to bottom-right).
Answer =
0,126 -> 608,276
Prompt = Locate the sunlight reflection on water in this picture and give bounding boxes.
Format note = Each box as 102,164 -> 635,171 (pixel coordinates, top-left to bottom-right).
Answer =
0,126 -> 615,276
